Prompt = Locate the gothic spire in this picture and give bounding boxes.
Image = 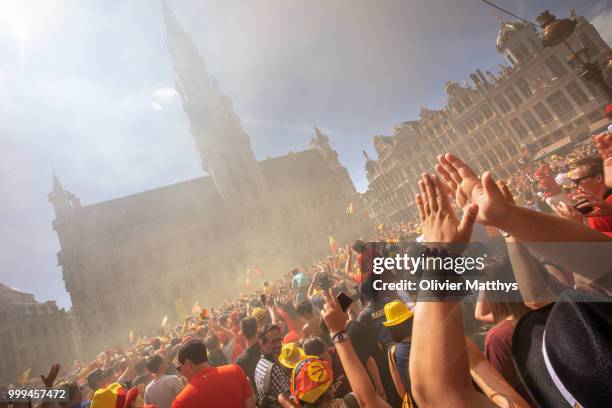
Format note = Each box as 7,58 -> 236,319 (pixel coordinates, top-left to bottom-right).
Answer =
314,126 -> 324,138
161,0 -> 269,204
52,169 -> 64,193
161,0 -> 248,152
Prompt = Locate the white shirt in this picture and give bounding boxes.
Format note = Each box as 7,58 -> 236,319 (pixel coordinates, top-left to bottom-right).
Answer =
144,374 -> 184,408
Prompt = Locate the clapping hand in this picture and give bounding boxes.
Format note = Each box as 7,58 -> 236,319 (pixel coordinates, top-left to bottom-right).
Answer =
496,179 -> 516,204
415,173 -> 478,248
552,201 -> 584,223
435,153 -> 510,227
573,190 -> 612,217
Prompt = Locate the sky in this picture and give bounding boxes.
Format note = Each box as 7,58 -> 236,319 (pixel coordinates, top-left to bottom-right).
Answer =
0,0 -> 610,308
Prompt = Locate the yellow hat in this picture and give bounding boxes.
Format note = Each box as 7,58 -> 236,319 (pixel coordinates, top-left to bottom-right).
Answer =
279,343 -> 305,369
383,301 -> 414,327
91,383 -> 127,408
252,308 -> 265,321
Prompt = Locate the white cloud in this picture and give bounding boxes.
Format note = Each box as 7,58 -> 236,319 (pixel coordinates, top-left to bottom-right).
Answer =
591,9 -> 612,46
152,87 -> 178,101
150,87 -> 178,111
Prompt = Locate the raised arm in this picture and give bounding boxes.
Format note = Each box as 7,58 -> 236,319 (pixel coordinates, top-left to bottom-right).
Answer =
411,173 -> 494,408
436,153 -> 612,287
321,290 -> 390,408
474,298 -> 495,324
435,153 -> 612,243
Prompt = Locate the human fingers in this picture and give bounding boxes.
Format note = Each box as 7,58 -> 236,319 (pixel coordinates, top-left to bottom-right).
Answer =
496,179 -> 515,204
431,174 -> 451,212
418,180 -> 431,216
416,194 -> 426,221
445,153 -> 478,180
482,171 -> 502,200
439,154 -> 463,186
422,174 -> 439,213
435,161 -> 458,191
576,200 -> 596,208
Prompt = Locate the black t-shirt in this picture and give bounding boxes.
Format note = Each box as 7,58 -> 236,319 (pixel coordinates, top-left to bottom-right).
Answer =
357,299 -> 392,347
235,342 -> 261,390
347,320 -> 402,407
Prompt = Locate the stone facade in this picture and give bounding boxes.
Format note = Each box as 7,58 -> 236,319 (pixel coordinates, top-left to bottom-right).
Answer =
0,284 -> 81,384
50,2 -> 373,358
363,13 -> 611,225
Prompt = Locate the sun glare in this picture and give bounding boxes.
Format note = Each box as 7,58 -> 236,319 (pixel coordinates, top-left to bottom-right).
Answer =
0,0 -> 53,63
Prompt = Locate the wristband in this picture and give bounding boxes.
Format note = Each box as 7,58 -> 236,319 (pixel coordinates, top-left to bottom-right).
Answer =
419,247 -> 470,300
331,330 -> 348,344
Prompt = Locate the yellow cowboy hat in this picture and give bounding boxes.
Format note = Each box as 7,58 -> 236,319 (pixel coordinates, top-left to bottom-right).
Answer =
383,301 -> 414,327
279,343 -> 306,369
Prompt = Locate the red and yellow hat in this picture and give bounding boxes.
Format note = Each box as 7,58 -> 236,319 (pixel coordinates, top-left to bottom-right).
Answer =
291,356 -> 333,405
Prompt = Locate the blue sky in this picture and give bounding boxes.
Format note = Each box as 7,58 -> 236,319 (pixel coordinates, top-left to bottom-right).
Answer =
0,0 -> 610,308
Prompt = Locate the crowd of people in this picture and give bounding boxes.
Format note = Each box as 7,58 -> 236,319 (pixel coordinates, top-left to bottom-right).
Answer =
4,111 -> 612,408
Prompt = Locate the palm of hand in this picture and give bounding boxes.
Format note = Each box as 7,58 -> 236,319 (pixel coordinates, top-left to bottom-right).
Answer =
457,177 -> 506,226
471,182 -> 504,225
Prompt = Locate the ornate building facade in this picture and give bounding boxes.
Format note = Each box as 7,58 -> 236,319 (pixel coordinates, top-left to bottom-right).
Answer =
363,12 -> 611,225
0,283 -> 82,384
50,2 -> 373,357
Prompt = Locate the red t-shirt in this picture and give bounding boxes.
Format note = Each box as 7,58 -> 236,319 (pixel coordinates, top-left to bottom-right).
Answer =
171,365 -> 252,408
587,193 -> 612,237
485,320 -> 530,402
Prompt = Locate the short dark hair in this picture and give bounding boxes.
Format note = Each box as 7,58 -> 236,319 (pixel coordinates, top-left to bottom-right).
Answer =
58,382 -> 80,407
296,300 -> 313,317
146,354 -> 164,373
387,318 -> 414,344
86,368 -> 106,389
178,339 -> 208,365
303,336 -> 327,357
574,157 -> 603,176
204,334 -> 220,350
359,278 -> 380,303
291,268 -> 300,276
134,357 -> 148,376
241,317 -> 258,339
259,324 -> 281,342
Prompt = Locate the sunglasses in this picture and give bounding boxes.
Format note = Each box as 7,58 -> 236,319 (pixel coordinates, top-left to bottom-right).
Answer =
570,174 -> 595,187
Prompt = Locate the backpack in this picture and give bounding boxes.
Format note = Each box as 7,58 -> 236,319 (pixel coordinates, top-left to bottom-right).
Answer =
387,344 -> 416,408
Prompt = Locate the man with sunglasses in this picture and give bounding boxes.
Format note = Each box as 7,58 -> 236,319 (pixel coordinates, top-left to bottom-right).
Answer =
171,339 -> 254,408
254,324 -> 290,407
562,157 -> 612,236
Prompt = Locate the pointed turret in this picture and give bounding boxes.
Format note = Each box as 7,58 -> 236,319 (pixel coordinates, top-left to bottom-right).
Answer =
52,170 -> 64,193
310,126 -> 342,171
49,171 -> 80,218
161,0 -> 270,205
